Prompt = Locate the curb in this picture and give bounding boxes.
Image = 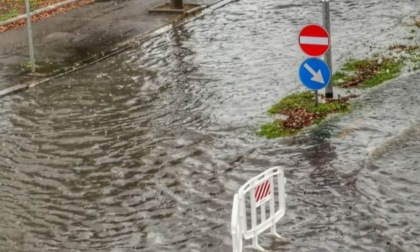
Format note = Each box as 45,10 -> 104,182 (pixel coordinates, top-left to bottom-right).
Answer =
148,3 -> 201,14
0,0 -> 238,99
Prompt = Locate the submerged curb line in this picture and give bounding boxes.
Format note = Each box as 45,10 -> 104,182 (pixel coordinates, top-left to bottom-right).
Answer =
0,0 -> 238,99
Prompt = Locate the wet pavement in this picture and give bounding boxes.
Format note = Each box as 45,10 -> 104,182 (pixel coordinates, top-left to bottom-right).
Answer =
0,0 -> 419,251
0,0 -> 220,89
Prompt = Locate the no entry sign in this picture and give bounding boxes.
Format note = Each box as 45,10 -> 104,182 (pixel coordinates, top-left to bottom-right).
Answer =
299,24 -> 330,57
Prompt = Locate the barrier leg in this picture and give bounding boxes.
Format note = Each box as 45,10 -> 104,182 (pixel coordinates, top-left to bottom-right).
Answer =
249,189 -> 264,251
270,225 -> 283,239
269,175 -> 283,239
251,236 -> 264,251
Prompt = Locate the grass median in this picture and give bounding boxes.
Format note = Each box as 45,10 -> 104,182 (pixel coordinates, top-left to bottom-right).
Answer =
258,41 -> 419,139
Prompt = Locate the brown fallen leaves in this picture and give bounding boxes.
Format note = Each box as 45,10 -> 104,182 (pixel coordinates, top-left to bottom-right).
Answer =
388,44 -> 419,53
0,0 -> 94,33
0,0 -> 63,12
341,60 -> 380,88
282,108 -> 314,129
282,94 -> 358,130
282,108 -> 325,130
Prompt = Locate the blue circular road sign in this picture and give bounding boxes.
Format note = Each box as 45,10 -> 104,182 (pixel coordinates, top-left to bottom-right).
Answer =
298,58 -> 331,90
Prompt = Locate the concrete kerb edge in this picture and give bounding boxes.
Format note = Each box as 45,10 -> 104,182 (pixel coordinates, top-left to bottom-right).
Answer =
0,0 -> 238,99
148,3 -> 201,14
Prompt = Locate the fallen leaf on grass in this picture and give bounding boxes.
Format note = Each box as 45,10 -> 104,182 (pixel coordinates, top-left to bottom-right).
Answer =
0,0 -> 94,33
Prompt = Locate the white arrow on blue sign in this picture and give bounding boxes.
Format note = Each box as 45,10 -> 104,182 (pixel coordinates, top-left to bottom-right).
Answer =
298,58 -> 331,90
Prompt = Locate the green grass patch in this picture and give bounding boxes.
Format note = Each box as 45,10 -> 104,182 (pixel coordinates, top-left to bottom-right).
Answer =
258,91 -> 351,138
332,58 -> 403,88
411,54 -> 420,71
268,91 -> 350,115
21,61 -> 40,71
331,71 -> 354,88
361,59 -> 402,88
267,91 -> 312,115
257,121 -> 299,139
0,0 -> 67,22
388,44 -> 420,72
0,8 -> 19,22
341,58 -> 371,71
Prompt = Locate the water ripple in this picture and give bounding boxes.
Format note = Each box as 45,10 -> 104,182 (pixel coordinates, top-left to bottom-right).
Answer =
0,0 -> 419,251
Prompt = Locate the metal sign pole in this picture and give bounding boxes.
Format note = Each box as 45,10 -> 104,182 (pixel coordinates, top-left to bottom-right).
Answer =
171,0 -> 183,9
25,0 -> 36,73
314,90 -> 318,106
323,0 -> 333,98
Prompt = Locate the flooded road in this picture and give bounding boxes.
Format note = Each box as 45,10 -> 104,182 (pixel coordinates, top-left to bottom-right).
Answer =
0,0 -> 419,251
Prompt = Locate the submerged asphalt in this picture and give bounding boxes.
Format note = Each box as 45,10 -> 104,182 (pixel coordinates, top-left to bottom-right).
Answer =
0,0 -> 221,92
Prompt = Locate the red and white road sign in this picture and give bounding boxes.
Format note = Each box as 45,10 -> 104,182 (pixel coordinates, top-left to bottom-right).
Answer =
254,180 -> 271,203
298,24 -> 330,57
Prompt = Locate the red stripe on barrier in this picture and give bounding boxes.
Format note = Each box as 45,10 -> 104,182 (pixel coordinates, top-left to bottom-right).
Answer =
259,181 -> 268,201
255,180 -> 271,202
256,181 -> 265,201
262,181 -> 270,200
255,183 -> 262,201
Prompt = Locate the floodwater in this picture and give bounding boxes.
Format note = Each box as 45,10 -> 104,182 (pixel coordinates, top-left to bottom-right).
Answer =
0,0 -> 419,251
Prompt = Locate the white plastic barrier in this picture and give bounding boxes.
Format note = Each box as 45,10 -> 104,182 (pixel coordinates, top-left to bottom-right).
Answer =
231,166 -> 286,251
231,194 -> 243,252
